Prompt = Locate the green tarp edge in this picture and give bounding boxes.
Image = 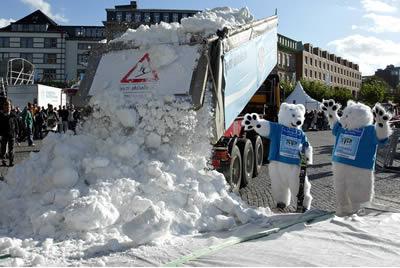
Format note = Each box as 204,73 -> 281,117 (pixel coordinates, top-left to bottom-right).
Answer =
164,210 -> 335,267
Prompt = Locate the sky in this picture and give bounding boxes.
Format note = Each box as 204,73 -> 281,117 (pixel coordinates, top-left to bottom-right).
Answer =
0,0 -> 399,75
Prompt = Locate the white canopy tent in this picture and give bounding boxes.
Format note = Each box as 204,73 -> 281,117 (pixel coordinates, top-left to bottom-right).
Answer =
285,81 -> 321,110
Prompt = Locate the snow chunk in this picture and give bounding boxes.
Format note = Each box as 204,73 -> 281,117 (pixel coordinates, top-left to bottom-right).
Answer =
122,204 -> 172,246
64,195 -> 120,231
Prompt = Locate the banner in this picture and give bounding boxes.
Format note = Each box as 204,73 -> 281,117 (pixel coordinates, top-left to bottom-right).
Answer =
223,20 -> 278,129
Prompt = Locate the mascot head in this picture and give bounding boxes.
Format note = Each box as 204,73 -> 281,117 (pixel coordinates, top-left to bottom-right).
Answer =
278,103 -> 306,129
339,100 -> 373,130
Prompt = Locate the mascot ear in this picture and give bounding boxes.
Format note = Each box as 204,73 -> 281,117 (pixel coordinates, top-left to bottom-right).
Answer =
280,103 -> 289,110
347,100 -> 356,107
297,104 -> 305,114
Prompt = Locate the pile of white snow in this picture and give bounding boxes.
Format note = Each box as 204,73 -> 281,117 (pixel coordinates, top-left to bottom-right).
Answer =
0,7 -> 269,266
113,6 -> 254,46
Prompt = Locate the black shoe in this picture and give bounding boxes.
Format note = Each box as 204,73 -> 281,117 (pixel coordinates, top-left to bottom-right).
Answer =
277,202 -> 286,209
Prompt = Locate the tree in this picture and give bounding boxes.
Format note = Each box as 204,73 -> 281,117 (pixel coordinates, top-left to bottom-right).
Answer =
280,79 -> 295,99
359,76 -> 387,106
300,79 -> 331,101
331,87 -> 353,106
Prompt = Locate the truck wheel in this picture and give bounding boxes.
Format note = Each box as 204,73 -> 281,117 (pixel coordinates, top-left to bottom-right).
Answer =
227,145 -> 242,193
253,135 -> 264,177
238,138 -> 254,188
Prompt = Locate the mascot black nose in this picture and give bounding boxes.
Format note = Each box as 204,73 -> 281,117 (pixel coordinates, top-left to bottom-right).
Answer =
296,120 -> 301,125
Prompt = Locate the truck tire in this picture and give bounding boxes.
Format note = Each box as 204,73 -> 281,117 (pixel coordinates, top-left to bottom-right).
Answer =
227,144 -> 242,193
253,135 -> 264,177
238,138 -> 254,187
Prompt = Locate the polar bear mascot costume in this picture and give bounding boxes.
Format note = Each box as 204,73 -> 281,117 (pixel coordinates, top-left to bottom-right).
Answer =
321,99 -> 392,216
242,103 -> 313,211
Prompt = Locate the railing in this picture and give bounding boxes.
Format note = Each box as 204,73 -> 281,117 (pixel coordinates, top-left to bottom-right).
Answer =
376,128 -> 400,172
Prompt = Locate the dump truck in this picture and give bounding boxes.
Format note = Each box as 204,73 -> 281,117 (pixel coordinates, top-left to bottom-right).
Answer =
78,14 -> 280,192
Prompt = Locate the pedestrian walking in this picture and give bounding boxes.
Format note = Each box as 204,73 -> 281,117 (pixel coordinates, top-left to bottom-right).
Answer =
34,106 -> 46,139
21,102 -> 35,146
0,100 -> 20,166
46,104 -> 59,133
59,105 -> 69,133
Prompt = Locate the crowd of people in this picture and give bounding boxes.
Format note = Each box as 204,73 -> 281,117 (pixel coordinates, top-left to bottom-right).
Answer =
0,99 -> 81,167
302,110 -> 329,131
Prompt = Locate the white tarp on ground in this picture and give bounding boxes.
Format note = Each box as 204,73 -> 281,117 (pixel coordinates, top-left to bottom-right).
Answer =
285,81 -> 321,110
186,210 -> 400,267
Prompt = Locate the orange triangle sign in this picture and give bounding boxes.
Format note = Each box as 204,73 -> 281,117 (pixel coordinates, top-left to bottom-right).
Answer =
120,53 -> 159,83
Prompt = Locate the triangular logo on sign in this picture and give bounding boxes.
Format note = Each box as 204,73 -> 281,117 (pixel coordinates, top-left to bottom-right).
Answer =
120,53 -> 159,83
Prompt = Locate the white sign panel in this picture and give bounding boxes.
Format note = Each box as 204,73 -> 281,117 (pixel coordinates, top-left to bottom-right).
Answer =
89,45 -> 200,98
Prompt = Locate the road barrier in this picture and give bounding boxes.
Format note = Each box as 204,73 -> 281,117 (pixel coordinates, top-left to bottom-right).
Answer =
376,128 -> 400,172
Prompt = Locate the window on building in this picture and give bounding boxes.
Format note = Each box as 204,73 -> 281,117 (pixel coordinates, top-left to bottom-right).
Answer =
163,13 -> 169,22
278,53 -> 281,65
323,62 -> 325,69
44,53 -> 57,64
305,56 -> 308,65
323,73 -> 326,81
334,66 -> 337,72
154,13 -> 160,23
20,53 -> 33,62
144,13 -> 151,23
319,61 -> 321,68
0,37 -> 10,48
77,54 -> 88,66
126,12 -> 132,22
182,13 -> 188,18
330,76 -> 333,82
78,43 -> 93,50
44,38 -> 57,48
77,69 -> 85,80
135,13 -> 141,22
315,71 -> 317,78
172,13 -> 179,22
334,77 -> 336,83
315,59 -> 318,66
116,12 -> 122,22
76,27 -> 85,37
42,69 -> 56,81
20,37 -> 33,48
286,55 -> 290,67
305,68 -> 308,77
0,52 -> 9,60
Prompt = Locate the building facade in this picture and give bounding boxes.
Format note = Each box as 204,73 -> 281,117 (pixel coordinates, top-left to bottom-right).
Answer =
0,10 -> 105,83
276,34 -> 302,84
296,43 -> 362,96
104,1 -> 200,40
375,65 -> 400,90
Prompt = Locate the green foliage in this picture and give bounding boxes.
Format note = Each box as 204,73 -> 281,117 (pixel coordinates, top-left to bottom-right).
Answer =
296,79 -> 354,106
280,80 -> 295,98
359,76 -> 387,106
331,87 -> 354,106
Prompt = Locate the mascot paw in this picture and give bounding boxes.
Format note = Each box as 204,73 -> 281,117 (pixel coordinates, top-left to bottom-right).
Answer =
242,113 -> 261,131
321,99 -> 341,117
373,104 -> 391,128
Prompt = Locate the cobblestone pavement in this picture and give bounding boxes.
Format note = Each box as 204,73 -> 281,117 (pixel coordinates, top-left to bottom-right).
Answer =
240,130 -> 400,212
0,140 -> 42,180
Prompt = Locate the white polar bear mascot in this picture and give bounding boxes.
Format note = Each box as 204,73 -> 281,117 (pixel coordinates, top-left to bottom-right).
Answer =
321,99 -> 392,216
242,103 -> 313,211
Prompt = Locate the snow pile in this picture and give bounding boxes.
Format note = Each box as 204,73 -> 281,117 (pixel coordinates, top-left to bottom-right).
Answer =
0,6 -> 270,265
113,6 -> 254,46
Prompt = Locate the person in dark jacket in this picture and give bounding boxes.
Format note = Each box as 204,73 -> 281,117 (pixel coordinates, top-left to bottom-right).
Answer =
0,100 -> 20,166
34,106 -> 46,139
